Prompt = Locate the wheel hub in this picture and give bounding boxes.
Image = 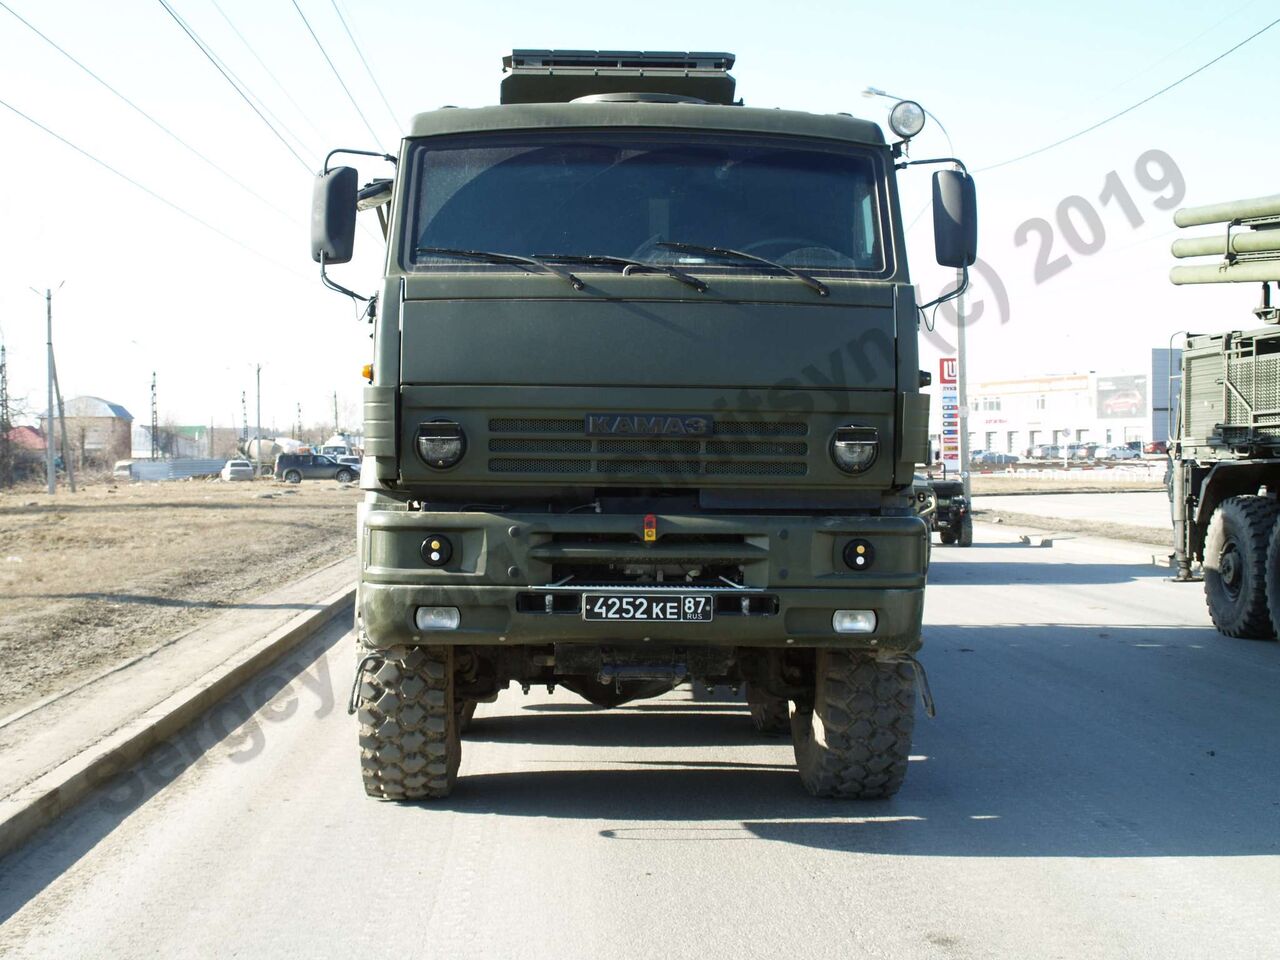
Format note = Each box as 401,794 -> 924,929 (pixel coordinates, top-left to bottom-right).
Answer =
1220,541 -> 1242,598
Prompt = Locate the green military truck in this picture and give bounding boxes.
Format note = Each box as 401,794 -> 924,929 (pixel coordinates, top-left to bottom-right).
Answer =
1169,192 -> 1280,638
311,50 -> 977,798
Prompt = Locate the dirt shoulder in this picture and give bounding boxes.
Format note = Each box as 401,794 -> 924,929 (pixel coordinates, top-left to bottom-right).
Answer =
973,509 -> 1171,548
0,478 -> 359,715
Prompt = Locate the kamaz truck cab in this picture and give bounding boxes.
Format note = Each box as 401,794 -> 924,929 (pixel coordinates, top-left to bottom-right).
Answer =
311,50 -> 977,800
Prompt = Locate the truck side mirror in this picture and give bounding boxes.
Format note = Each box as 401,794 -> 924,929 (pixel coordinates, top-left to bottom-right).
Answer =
932,170 -> 977,268
311,166 -> 358,264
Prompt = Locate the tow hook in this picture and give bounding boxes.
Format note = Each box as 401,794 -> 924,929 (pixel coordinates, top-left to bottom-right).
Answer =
897,653 -> 936,718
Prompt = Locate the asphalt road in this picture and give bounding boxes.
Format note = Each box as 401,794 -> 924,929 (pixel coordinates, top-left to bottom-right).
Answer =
2,527 -> 1278,959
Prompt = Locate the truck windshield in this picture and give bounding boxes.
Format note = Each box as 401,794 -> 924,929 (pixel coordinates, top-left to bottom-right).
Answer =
406,131 -> 889,276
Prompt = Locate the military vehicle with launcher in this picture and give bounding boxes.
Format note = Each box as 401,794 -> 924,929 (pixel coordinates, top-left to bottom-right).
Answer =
1169,192 -> 1280,639
311,50 -> 977,798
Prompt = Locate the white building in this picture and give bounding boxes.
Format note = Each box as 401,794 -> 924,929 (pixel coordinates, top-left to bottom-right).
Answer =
932,348 -> 1181,456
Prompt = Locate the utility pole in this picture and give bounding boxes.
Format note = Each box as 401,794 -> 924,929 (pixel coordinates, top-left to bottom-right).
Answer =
956,267 -> 970,498
150,371 -> 159,460
333,390 -> 340,438
255,364 -> 262,477
50,352 -> 75,492
241,391 -> 248,448
296,402 -> 302,441
43,288 -> 54,493
0,342 -> 11,489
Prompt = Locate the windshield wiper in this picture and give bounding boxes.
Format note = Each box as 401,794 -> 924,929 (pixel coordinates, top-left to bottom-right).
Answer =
655,241 -> 829,297
415,247 -> 585,291
534,253 -> 708,293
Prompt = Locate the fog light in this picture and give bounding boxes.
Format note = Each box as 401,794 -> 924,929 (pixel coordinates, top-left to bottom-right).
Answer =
416,420 -> 466,469
414,606 -> 460,631
843,538 -> 875,571
833,609 -> 877,634
832,426 -> 879,473
421,535 -> 453,567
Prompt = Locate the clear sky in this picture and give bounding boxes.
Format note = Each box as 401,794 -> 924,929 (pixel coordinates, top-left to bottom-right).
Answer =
1,0 -> 1276,431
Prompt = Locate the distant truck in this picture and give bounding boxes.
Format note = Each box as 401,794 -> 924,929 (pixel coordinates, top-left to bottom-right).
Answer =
310,49 -> 976,799
1169,192 -> 1280,639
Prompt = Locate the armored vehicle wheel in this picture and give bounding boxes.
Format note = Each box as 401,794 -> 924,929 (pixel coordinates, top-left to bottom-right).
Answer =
284,469 -> 302,484
335,468 -> 354,484
1204,496 -> 1277,639
791,651 -> 915,799
1262,521 -> 1280,640
957,514 -> 973,547
456,698 -> 478,732
746,685 -> 789,735
939,530 -> 956,545
355,646 -> 460,799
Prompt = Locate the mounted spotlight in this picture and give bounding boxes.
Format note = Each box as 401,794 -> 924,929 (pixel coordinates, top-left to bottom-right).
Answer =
889,100 -> 927,140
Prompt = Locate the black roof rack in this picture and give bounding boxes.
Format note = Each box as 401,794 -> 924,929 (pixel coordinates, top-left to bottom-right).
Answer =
500,49 -> 738,105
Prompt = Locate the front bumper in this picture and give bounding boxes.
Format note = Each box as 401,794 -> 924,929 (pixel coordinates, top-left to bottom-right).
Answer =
358,507 -> 927,653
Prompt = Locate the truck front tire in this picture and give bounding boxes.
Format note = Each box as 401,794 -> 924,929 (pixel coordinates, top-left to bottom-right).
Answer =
1203,496 -> 1277,639
356,646 -> 460,799
791,651 -> 916,799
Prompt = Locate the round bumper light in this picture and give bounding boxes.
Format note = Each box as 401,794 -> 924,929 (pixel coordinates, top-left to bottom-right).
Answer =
421,535 -> 453,567
833,609 -> 877,634
414,606 -> 460,631
416,420 -> 466,469
843,538 -> 875,571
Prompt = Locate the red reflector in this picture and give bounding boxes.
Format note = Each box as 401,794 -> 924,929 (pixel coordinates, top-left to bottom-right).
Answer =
643,513 -> 657,542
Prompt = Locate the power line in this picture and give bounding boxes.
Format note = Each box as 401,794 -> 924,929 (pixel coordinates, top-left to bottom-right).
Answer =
978,14 -> 1280,173
0,0 -> 301,225
0,95 -> 308,279
329,0 -> 402,134
290,0 -> 382,144
154,0 -> 315,172
208,0 -> 328,144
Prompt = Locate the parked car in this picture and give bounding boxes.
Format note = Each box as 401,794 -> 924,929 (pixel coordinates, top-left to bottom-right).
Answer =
112,459 -> 135,480
1105,445 -> 1141,460
975,451 -> 1019,465
336,455 -> 361,467
274,453 -> 359,484
1031,444 -> 1060,459
221,459 -> 255,481
1145,440 -> 1168,455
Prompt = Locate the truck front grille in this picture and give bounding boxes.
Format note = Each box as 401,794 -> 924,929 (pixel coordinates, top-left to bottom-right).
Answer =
486,417 -> 810,478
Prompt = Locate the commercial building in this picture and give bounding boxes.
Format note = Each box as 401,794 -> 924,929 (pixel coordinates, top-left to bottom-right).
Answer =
932,348 -> 1180,456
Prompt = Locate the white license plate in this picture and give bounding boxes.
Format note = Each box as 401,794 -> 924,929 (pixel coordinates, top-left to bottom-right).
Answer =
582,594 -> 713,622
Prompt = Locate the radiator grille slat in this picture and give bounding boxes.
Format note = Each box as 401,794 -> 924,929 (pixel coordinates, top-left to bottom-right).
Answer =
486,415 -> 811,477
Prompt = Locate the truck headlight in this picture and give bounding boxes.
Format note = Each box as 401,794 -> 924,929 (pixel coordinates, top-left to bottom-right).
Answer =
417,420 -> 466,469
831,426 -> 879,474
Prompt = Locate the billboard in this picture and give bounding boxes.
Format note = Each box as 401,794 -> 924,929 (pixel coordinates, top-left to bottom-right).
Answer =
1097,374 -> 1147,419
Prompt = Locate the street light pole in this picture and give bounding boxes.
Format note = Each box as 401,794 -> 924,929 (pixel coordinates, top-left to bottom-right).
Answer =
44,288 -> 54,494
863,87 -> 968,493
255,364 -> 262,478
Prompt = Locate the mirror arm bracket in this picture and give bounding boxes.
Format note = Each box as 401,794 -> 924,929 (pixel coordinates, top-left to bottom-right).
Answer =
896,156 -> 969,174
320,253 -> 372,304
323,148 -> 397,174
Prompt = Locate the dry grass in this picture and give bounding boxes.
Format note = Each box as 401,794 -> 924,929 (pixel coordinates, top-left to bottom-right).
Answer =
969,474 -> 1165,496
0,478 -> 358,713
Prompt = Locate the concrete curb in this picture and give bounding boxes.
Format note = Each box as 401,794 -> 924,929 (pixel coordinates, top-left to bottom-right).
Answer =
0,583 -> 354,862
